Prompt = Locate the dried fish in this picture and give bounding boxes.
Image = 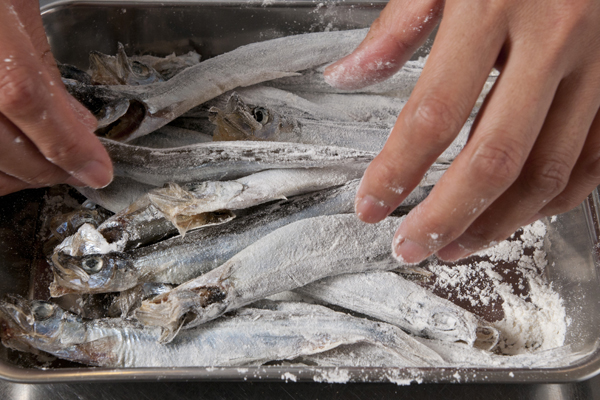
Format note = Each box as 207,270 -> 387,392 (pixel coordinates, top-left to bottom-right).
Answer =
295,271 -> 498,348
135,214 -> 410,342
59,166 -> 366,259
0,297 -> 444,368
80,29 -> 369,141
48,180 -> 362,296
100,138 -> 375,187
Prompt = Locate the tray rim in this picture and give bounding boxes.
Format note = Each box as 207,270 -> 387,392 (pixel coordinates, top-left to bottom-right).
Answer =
1,0 -> 597,384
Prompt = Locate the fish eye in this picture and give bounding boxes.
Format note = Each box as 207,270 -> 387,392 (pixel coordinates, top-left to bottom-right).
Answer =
31,302 -> 55,321
253,107 -> 269,125
131,61 -> 151,77
81,256 -> 103,274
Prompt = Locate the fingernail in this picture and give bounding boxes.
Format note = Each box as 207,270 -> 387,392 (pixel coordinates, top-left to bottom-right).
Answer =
355,194 -> 391,223
71,160 -> 113,189
436,241 -> 472,262
392,235 -> 431,264
524,213 -> 544,226
323,59 -> 350,88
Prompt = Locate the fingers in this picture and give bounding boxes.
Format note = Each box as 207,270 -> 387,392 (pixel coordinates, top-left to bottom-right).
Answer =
323,0 -> 443,90
539,106 -> 600,217
355,2 -> 507,224
0,2 -> 113,190
0,113 -> 85,187
437,71 -> 600,261
390,34 -> 563,264
0,172 -> 34,196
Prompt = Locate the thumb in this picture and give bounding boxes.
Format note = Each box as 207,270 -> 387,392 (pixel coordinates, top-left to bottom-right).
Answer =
324,0 -> 443,90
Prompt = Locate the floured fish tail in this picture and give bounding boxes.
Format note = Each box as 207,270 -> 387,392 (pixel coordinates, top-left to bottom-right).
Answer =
474,325 -> 500,351
135,286 -> 228,344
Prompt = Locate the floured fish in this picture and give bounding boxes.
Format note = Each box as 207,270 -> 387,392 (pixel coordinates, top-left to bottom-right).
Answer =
129,125 -> 212,148
75,176 -> 155,213
135,214 -> 410,342
73,29 -> 369,141
0,296 -> 443,368
295,271 -> 498,348
100,138 -> 375,186
58,166 -> 366,258
130,51 -> 201,80
48,180 -> 361,296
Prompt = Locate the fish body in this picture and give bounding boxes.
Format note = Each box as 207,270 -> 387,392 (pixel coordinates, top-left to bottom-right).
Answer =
87,29 -> 369,141
61,166 -> 366,259
101,138 -> 375,186
0,296 -> 443,368
295,271 -> 497,347
135,214 -> 409,341
48,180 -> 361,296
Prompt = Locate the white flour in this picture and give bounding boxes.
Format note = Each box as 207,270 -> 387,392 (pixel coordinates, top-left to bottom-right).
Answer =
426,221 -> 566,356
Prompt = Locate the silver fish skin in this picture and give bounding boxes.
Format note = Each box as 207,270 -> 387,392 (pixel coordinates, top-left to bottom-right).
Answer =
75,176 -> 155,213
48,180 -> 362,296
294,270 -> 496,347
61,166 -> 366,258
103,28 -> 369,141
129,125 -> 213,148
135,214 -> 410,342
100,138 -> 375,186
0,296 -> 443,368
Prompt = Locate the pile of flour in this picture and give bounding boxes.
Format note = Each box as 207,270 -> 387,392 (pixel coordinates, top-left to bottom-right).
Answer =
425,221 -> 567,355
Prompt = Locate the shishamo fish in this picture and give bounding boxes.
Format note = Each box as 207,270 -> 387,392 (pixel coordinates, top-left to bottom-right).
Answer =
135,214 -> 411,342
295,271 -> 498,348
48,180 -> 361,296
0,296 -> 444,367
75,176 -> 155,214
100,138 -> 375,186
75,29 -> 369,141
57,166 -> 366,256
129,125 -> 212,148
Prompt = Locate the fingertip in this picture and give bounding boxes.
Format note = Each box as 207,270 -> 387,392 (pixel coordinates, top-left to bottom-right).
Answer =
436,241 -> 472,262
70,159 -> 113,189
355,193 -> 392,223
391,234 -> 431,264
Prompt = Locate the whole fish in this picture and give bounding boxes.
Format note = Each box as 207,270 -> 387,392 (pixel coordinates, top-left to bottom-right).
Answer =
208,92 -> 473,161
135,214 -> 411,342
295,271 -> 498,348
75,29 -> 369,141
0,296 -> 444,368
59,166 -> 366,257
48,180 -> 361,296
100,138 -> 375,186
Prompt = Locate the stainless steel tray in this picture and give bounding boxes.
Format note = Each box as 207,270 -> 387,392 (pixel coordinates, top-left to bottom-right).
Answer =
0,0 -> 598,384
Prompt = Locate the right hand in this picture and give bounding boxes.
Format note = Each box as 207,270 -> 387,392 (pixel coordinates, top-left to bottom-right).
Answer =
0,0 -> 112,196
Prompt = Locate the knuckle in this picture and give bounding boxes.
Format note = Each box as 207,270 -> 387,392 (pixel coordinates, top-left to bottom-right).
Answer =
469,138 -> 525,190
522,156 -> 572,198
0,67 -> 44,116
409,96 -> 464,146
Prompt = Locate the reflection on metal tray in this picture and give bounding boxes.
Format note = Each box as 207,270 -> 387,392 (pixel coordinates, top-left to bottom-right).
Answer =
0,0 -> 598,384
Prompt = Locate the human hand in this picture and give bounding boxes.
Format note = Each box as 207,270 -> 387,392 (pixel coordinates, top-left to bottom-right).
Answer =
324,0 -> 600,263
0,0 -> 112,196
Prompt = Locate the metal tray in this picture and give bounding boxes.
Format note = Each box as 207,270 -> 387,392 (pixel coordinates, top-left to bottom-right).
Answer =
0,0 -> 599,384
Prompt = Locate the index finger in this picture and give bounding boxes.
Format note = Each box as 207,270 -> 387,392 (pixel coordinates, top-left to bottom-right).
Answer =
355,1 -> 506,223
0,2 -> 112,188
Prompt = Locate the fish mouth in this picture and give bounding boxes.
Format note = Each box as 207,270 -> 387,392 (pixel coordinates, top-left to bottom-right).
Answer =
96,98 -> 147,141
51,252 -> 92,285
0,295 -> 36,337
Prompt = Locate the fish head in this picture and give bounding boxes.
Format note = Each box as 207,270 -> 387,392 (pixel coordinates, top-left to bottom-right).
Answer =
0,295 -> 82,354
209,93 -> 294,141
50,252 -> 137,295
89,43 -> 164,86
